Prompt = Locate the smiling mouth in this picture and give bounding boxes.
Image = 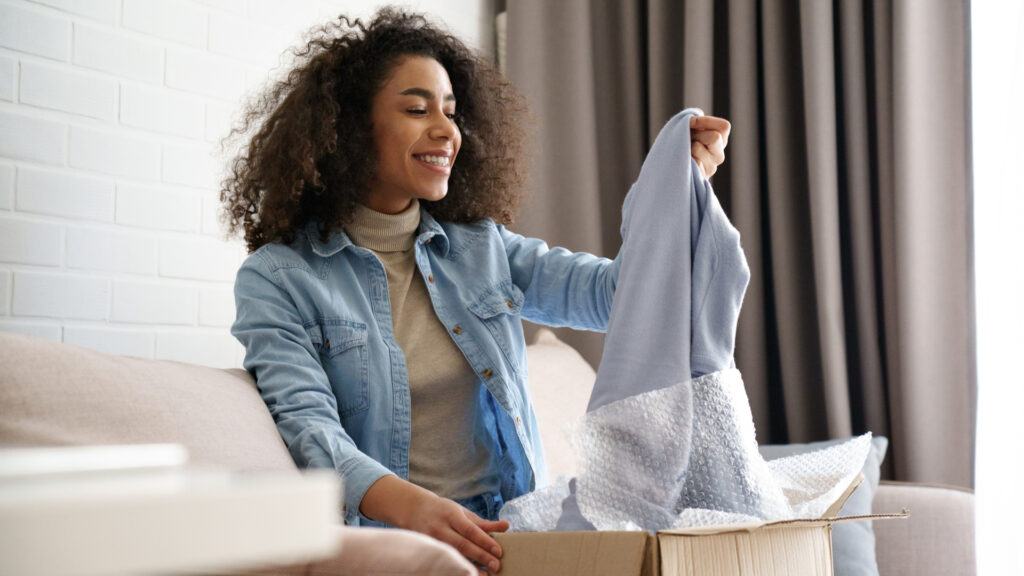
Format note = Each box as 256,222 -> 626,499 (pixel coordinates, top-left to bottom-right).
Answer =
413,154 -> 451,167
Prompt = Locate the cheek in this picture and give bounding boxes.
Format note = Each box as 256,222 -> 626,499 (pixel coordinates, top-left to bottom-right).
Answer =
454,130 -> 463,159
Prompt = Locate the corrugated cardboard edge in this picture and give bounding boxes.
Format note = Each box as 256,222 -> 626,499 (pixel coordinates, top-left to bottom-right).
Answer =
493,530 -> 650,576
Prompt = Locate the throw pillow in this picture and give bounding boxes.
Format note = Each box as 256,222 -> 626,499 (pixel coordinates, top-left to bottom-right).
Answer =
759,436 -> 889,576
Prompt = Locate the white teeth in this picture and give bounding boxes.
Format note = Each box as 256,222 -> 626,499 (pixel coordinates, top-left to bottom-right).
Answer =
417,155 -> 450,167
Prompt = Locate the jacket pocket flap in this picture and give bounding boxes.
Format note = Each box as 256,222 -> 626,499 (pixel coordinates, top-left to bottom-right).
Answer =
468,282 -> 524,319
306,320 -> 367,357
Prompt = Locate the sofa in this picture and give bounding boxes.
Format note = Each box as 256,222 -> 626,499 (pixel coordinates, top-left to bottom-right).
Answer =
0,330 -> 975,575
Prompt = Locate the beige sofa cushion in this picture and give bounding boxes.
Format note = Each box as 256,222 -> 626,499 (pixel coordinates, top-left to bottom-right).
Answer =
873,482 -> 976,576
0,332 -> 296,472
236,526 -> 476,576
525,328 -> 596,484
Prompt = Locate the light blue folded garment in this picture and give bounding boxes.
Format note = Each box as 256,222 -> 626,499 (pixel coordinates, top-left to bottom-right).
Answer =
588,107 -> 749,411
555,108 -> 751,530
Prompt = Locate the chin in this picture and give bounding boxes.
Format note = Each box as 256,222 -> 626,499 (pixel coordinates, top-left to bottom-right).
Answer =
419,188 -> 449,203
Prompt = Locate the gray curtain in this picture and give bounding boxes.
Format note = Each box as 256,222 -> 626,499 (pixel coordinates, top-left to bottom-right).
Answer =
505,0 -> 975,488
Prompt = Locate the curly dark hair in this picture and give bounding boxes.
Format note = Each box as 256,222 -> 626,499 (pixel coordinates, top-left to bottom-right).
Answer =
221,8 -> 530,253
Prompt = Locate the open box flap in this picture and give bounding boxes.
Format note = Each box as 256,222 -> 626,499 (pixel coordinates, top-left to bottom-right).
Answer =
657,473 -> 874,537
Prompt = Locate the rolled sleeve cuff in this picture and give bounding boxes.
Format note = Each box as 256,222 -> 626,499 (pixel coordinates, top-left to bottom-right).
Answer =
338,455 -> 395,525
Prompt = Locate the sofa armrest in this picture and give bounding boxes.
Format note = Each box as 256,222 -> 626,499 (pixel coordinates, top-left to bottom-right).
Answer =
228,526 -> 477,576
873,481 -> 975,576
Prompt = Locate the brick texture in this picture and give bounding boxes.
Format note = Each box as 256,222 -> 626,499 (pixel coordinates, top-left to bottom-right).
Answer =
0,164 -> 13,210
16,168 -> 115,221
12,271 -> 110,320
0,0 -> 485,368
0,270 -> 10,315
0,112 -> 67,165
66,226 -> 157,275
69,126 -> 161,180
20,61 -> 118,121
0,55 -> 14,102
112,281 -> 197,325
64,325 -> 155,358
0,3 -> 70,61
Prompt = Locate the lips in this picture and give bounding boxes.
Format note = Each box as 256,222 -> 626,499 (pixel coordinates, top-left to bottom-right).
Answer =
414,154 -> 450,166
412,151 -> 453,173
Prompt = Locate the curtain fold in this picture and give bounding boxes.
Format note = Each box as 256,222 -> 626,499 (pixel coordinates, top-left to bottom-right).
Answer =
505,0 -> 974,487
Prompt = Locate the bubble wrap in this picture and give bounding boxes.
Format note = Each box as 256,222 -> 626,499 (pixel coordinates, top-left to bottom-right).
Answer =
500,369 -> 871,531
499,109 -> 870,532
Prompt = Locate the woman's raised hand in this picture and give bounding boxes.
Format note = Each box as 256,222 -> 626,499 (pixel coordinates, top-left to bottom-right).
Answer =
360,475 -> 509,574
690,114 -> 731,180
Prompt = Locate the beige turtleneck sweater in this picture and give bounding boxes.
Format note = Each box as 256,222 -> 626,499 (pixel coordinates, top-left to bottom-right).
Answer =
344,201 -> 496,500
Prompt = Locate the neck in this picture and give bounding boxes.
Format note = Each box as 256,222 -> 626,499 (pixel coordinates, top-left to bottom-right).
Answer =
363,193 -> 414,215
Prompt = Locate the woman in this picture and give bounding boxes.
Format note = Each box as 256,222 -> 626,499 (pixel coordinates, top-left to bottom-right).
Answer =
223,9 -> 729,573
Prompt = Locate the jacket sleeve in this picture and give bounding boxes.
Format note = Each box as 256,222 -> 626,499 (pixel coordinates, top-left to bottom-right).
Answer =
498,225 -> 623,332
231,251 -> 393,525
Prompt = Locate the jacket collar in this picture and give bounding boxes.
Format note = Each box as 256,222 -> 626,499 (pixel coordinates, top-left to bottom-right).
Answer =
305,202 -> 451,258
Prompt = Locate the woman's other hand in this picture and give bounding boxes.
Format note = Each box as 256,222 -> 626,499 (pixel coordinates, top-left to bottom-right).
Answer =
360,475 -> 509,574
690,114 -> 731,180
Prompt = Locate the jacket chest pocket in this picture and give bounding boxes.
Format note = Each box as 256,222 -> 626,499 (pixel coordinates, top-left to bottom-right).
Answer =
305,319 -> 369,418
468,282 -> 527,373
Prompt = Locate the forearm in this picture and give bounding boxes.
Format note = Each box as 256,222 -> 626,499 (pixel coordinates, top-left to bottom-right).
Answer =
359,474 -> 433,526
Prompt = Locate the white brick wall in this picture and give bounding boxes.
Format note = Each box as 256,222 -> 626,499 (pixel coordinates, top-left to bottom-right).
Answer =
12,271 -> 109,319
0,216 -> 63,265
66,226 -> 156,275
0,163 -> 13,209
0,319 -> 61,340
0,0 -> 488,368
0,269 -> 10,314
0,54 -> 15,101
120,84 -> 205,139
17,167 -> 115,221
116,183 -> 200,232
0,111 -> 67,165
0,3 -> 70,61
111,280 -> 196,325
69,126 -> 161,179
20,60 -> 118,121
64,325 -> 154,357
72,23 -> 163,83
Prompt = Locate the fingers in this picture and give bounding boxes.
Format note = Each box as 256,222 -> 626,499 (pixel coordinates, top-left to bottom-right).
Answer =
475,517 -> 510,534
451,511 -> 502,572
691,141 -> 717,179
689,115 -> 731,146
693,130 -> 726,166
445,528 -> 500,574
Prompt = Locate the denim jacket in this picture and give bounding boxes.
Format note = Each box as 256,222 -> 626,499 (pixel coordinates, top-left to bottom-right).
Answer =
232,207 -> 622,525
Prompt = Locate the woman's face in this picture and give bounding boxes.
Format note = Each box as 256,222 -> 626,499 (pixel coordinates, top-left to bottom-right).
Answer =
365,55 -> 461,214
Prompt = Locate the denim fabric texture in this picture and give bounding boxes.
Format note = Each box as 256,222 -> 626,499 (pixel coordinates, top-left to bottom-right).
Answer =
232,208 -> 622,525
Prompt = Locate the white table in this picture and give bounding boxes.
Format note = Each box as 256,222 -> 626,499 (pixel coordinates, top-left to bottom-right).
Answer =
0,445 -> 341,576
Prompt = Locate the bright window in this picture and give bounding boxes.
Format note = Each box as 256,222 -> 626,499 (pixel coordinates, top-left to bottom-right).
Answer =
972,1 -> 1024,573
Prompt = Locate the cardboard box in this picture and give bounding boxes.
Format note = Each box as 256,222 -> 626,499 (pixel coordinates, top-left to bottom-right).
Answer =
494,475 -> 908,576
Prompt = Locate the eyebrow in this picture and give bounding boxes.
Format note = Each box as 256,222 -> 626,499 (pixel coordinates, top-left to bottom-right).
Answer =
399,87 -> 456,102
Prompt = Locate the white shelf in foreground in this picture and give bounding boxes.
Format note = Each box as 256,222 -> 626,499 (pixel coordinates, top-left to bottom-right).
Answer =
0,463 -> 341,576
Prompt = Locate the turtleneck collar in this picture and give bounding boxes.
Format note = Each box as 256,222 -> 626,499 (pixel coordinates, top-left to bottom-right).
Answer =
344,200 -> 421,253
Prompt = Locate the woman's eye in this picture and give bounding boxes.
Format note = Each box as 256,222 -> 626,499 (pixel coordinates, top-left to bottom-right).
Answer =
445,113 -> 456,120
407,109 -> 427,115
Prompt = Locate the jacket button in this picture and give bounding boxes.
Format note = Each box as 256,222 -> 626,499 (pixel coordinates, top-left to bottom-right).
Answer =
452,326 -> 462,335
324,339 -> 331,350
483,369 -> 493,379
515,416 -> 522,426
425,237 -> 431,244
505,300 -> 514,308
428,274 -> 435,283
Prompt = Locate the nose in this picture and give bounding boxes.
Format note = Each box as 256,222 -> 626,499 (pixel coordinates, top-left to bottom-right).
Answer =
429,113 -> 458,141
